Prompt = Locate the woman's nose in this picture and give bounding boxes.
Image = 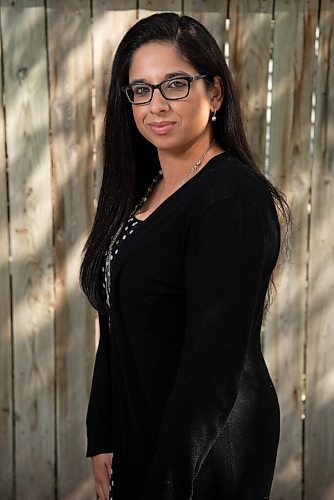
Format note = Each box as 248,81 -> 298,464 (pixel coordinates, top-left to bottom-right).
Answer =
148,88 -> 170,113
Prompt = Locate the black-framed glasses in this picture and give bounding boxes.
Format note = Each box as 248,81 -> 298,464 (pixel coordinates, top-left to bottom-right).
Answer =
122,74 -> 210,105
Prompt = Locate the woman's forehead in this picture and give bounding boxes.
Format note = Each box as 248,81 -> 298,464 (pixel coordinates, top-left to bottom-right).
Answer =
129,42 -> 195,81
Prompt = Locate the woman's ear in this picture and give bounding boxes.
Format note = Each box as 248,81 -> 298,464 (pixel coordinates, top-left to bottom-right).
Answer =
210,75 -> 224,111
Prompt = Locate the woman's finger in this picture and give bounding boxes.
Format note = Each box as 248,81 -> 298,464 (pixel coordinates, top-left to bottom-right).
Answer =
101,474 -> 110,499
96,480 -> 106,500
95,474 -> 110,500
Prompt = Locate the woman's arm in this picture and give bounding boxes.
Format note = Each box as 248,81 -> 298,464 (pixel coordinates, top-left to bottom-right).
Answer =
142,194 -> 272,500
86,312 -> 113,457
86,313 -> 113,499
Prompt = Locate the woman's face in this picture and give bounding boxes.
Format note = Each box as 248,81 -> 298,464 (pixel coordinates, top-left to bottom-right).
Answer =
128,42 -> 215,153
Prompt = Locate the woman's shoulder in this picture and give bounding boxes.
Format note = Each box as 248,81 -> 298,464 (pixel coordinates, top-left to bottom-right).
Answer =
183,153 -> 280,250
190,152 -> 274,213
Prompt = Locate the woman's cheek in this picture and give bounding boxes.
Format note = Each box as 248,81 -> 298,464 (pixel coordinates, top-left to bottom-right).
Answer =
132,111 -> 147,138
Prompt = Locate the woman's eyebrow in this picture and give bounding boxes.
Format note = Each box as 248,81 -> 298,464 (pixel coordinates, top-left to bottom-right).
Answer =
129,71 -> 191,85
165,71 -> 191,78
129,78 -> 147,85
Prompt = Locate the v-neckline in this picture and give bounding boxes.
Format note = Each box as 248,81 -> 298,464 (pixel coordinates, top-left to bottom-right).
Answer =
133,151 -> 227,224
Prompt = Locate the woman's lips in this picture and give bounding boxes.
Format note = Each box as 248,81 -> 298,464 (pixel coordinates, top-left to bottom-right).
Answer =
147,121 -> 176,134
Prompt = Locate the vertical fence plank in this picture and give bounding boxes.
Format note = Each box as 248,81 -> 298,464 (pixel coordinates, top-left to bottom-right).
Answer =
183,0 -> 228,50
1,1 -> 55,498
46,1 -> 96,498
138,0 -> 181,18
264,1 -> 318,498
228,0 -> 273,169
0,11 -> 14,499
92,0 -> 137,187
305,1 -> 334,498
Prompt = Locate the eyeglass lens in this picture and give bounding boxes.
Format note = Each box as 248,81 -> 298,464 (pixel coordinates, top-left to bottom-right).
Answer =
127,78 -> 189,104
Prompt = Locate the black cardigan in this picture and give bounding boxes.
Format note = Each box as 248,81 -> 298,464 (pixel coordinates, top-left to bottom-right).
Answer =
86,152 -> 281,500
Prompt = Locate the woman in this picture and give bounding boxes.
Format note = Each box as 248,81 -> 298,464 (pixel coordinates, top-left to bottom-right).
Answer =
80,12 -> 290,500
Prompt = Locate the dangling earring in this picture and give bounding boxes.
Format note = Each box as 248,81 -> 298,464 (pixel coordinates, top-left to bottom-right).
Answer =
211,108 -> 217,122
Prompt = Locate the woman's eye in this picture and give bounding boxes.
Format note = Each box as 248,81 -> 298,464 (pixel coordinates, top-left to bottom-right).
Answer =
133,86 -> 150,95
168,79 -> 187,88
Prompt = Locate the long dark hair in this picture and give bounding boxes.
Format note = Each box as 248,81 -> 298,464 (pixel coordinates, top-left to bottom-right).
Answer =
80,12 -> 290,315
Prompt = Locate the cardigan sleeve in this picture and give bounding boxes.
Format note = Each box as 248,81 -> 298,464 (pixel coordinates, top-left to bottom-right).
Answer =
142,194 -> 268,499
86,312 -> 113,457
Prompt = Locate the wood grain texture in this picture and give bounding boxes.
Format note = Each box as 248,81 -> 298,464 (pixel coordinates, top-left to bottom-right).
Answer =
228,0 -> 273,169
92,0 -> 137,189
46,0 -> 96,498
183,0 -> 228,51
138,0 -> 182,17
0,9 -> 14,498
1,1 -> 55,498
305,1 -> 334,498
0,2 -> 333,497
264,1 -> 318,498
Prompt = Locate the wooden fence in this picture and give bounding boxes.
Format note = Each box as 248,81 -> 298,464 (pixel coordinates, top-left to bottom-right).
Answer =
0,1 -> 333,499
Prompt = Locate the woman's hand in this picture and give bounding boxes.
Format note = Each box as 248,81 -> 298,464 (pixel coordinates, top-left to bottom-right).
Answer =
91,452 -> 113,500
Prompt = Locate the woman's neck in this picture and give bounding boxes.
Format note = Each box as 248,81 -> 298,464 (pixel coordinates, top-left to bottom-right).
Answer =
157,135 -> 223,191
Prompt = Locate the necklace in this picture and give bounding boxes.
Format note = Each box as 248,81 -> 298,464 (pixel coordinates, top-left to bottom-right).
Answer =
136,138 -> 216,216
